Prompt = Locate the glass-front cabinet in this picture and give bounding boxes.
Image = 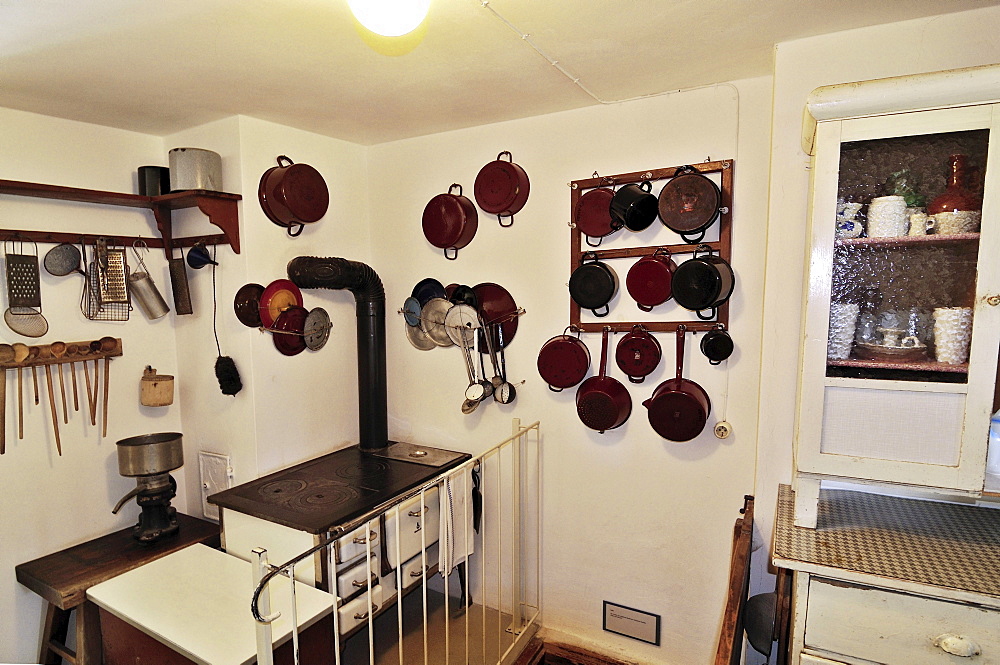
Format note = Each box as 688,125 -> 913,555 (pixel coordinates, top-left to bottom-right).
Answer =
794,102 -> 1000,526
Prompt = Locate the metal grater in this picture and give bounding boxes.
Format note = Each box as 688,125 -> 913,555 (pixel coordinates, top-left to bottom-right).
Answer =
5,254 -> 42,308
97,242 -> 129,304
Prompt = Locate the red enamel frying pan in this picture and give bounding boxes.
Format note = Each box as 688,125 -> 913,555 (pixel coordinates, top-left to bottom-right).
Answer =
576,328 -> 631,433
643,326 -> 711,441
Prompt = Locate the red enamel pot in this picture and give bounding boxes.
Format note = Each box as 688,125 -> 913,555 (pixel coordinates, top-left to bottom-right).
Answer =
574,186 -> 620,247
643,327 -> 711,442
258,155 -> 330,237
537,326 -> 591,392
615,325 -> 662,384
576,328 -> 632,433
474,151 -> 529,227
626,248 -> 677,312
422,184 -> 479,260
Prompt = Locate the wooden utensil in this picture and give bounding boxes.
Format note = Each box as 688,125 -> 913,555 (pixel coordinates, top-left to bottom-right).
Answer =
66,343 -> 79,412
12,344 -> 28,440
99,337 -> 114,436
28,346 -> 40,405
82,357 -> 96,426
1,367 -> 6,454
51,342 -> 68,423
43,365 -> 61,455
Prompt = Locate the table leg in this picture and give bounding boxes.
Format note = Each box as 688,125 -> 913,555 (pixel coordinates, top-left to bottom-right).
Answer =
76,601 -> 103,665
39,603 -> 71,664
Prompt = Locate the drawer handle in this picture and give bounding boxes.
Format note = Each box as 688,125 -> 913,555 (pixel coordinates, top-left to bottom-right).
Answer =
934,634 -> 981,658
409,566 -> 431,578
354,604 -> 379,620
408,505 -> 430,517
353,530 -> 378,544
352,573 -> 378,588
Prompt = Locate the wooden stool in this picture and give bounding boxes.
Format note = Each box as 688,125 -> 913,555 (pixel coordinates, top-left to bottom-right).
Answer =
15,513 -> 220,665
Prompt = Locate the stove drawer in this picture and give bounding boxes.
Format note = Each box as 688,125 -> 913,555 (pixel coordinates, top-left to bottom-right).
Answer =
336,522 -> 380,564
384,487 -> 440,568
396,543 -> 438,591
336,553 -> 379,602
338,584 -> 383,635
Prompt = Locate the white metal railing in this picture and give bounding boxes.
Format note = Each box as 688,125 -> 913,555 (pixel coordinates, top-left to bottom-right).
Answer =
251,419 -> 541,665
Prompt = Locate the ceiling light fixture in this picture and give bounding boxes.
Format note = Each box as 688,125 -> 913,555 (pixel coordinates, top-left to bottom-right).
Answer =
347,0 -> 431,37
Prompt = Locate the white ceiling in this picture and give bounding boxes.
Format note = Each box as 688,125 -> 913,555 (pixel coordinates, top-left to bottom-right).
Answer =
3,0 -> 999,145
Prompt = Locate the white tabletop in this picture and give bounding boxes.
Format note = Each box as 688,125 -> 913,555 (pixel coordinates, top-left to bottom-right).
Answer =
87,544 -> 335,665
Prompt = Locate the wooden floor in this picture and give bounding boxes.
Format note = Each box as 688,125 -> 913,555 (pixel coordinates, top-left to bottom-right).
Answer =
340,589 -> 531,665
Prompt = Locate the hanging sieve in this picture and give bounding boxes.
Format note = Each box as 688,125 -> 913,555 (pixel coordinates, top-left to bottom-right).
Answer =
3,306 -> 49,338
128,240 -> 170,320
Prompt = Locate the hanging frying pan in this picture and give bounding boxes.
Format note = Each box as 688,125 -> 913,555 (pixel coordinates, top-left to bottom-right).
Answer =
259,279 -> 303,328
576,328 -> 631,433
569,252 -> 618,318
626,247 -> 677,312
672,245 -> 735,321
574,186 -> 620,247
474,151 -> 529,227
422,184 -> 479,260
643,326 -> 711,441
537,326 -> 591,392
615,325 -> 661,384
258,155 -> 330,237
473,282 -> 518,351
43,243 -> 86,278
657,165 -> 723,243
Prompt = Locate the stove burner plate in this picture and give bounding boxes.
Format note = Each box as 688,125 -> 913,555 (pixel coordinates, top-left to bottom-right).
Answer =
334,459 -> 391,481
258,479 -> 309,503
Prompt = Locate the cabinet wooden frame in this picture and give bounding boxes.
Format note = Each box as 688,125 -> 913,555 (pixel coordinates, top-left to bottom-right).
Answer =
794,104 -> 1000,512
568,160 -> 733,334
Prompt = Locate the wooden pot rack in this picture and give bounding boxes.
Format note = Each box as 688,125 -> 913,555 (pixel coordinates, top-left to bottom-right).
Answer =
0,179 -> 241,257
569,159 -> 733,334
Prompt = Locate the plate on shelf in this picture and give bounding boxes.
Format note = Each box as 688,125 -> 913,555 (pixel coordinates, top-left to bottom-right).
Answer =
854,342 -> 928,362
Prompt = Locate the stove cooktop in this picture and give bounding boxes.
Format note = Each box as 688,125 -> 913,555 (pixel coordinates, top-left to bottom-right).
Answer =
207,443 -> 470,534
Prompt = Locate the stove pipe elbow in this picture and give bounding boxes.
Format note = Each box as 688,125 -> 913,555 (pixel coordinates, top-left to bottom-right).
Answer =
287,256 -> 388,451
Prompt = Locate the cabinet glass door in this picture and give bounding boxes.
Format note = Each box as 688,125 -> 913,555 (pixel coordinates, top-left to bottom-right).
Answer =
827,129 -> 988,382
797,105 -> 1000,492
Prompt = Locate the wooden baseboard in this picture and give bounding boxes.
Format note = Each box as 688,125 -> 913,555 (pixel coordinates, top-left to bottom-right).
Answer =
512,638 -> 636,665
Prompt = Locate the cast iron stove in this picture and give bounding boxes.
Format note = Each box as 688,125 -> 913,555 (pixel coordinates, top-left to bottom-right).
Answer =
208,442 -> 469,534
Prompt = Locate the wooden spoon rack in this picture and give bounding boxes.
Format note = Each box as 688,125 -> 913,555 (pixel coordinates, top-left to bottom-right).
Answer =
569,159 -> 733,334
0,179 -> 241,257
0,337 -> 123,369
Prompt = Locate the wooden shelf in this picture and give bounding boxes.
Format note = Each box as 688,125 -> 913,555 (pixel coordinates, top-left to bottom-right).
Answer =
568,160 -> 733,334
0,179 -> 241,256
835,232 -> 980,248
828,357 -> 968,374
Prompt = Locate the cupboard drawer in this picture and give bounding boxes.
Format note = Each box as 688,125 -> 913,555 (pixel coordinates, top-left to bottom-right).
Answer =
805,578 -> 1000,663
337,584 -> 383,635
396,544 -> 438,591
384,487 -> 439,568
335,522 -> 380,564
335,553 -> 379,601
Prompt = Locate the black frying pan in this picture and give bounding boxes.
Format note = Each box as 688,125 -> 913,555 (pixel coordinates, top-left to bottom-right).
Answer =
43,243 -> 85,277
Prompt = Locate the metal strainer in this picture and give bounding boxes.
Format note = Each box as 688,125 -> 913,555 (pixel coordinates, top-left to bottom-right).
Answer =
4,239 -> 49,337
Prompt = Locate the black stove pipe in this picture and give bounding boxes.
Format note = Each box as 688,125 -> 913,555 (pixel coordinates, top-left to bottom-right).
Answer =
287,256 -> 388,451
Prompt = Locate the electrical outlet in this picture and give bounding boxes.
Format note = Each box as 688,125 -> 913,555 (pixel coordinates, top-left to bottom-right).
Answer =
199,451 -> 233,521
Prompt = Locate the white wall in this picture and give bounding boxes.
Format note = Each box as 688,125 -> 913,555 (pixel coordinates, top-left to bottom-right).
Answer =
754,5 -> 1000,604
368,78 -> 773,664
0,107 -> 183,662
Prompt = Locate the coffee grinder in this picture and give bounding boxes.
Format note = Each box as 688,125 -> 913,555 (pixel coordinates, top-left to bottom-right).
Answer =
112,432 -> 183,543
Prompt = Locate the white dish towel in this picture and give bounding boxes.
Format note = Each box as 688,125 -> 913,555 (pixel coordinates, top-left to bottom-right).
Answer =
439,471 -> 475,575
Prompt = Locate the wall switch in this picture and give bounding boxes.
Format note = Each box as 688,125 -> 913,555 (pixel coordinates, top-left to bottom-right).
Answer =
199,451 -> 233,521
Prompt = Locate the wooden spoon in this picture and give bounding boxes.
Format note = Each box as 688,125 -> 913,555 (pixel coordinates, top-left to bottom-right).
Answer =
37,346 -> 61,455
99,337 -> 115,436
12,343 -> 27,440
0,345 -> 11,452
65,343 -> 79,412
50,342 -> 68,424
27,346 -> 40,405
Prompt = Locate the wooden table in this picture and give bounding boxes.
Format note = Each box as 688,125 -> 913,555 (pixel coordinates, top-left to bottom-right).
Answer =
15,513 -> 220,665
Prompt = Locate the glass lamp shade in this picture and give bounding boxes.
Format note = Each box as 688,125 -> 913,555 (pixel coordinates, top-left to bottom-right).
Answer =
347,0 -> 431,37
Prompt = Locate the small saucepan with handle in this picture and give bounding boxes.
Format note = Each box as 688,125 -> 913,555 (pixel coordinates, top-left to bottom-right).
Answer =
700,324 -> 734,365
643,326 -> 711,441
576,328 -> 631,433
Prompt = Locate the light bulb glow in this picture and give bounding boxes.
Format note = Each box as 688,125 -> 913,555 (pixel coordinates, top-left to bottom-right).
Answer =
347,0 -> 431,37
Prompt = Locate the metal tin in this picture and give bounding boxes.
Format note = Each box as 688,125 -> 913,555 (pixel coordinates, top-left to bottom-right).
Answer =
169,147 -> 223,192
